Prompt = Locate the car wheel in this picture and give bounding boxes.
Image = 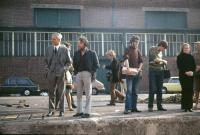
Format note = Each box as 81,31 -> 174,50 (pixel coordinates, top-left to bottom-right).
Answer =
92,88 -> 98,95
162,87 -> 167,94
23,89 -> 31,96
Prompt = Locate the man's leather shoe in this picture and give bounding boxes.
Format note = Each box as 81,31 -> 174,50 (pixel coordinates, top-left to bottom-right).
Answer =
183,109 -> 187,112
148,108 -> 153,112
81,114 -> 90,118
188,109 -> 193,112
124,110 -> 129,114
107,103 -> 115,106
59,112 -> 64,117
73,113 -> 83,117
46,111 -> 55,117
158,108 -> 167,111
131,109 -> 142,113
72,104 -> 77,109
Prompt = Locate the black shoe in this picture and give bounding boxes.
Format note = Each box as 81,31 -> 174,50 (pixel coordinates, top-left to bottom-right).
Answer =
81,114 -> 90,118
148,108 -> 153,112
124,110 -> 129,114
131,109 -> 142,113
183,109 -> 187,112
107,103 -> 115,106
73,113 -> 83,117
59,112 -> 64,117
188,109 -> 193,112
158,108 -> 167,111
46,111 -> 55,117
72,104 -> 77,109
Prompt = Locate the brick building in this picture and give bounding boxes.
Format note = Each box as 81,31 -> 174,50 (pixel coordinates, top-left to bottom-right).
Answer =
1,0 -> 200,29
0,0 -> 200,92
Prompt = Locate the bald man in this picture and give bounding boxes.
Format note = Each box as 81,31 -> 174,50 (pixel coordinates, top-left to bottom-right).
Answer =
44,33 -> 70,117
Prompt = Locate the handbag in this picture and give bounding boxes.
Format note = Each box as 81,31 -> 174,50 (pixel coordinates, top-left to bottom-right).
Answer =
163,64 -> 170,79
64,70 -> 73,86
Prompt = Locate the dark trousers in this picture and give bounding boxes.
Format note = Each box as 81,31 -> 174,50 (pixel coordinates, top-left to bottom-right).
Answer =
148,69 -> 164,109
47,72 -> 65,112
179,76 -> 194,110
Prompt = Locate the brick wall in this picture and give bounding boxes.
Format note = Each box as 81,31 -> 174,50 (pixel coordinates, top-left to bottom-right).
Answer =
0,56 -> 178,93
0,57 -> 47,88
0,0 -> 200,29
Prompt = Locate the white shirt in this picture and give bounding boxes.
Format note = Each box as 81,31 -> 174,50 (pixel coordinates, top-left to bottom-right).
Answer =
55,44 -> 61,50
54,44 -> 61,51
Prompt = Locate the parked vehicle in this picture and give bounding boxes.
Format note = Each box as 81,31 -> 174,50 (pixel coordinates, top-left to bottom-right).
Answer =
73,78 -> 105,95
162,76 -> 182,94
40,78 -> 105,96
0,76 -> 40,96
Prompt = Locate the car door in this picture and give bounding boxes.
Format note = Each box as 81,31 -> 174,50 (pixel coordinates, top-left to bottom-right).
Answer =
168,78 -> 181,92
173,78 -> 182,92
2,78 -> 17,95
16,78 -> 31,94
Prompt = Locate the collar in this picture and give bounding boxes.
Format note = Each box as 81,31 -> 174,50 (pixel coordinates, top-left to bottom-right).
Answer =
80,47 -> 88,55
54,44 -> 61,50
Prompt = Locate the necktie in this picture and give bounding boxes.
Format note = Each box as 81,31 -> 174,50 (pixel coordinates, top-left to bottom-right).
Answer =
54,47 -> 57,54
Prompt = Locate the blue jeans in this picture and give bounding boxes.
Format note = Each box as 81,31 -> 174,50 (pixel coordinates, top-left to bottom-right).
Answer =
148,68 -> 164,109
125,75 -> 140,111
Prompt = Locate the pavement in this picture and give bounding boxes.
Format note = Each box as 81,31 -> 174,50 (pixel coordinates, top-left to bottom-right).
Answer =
0,94 -> 200,135
0,94 -> 181,117
0,94 -> 198,121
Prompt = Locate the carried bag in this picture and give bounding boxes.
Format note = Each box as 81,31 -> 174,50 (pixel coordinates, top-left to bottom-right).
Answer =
163,64 -> 171,79
64,70 -> 73,86
121,59 -> 138,76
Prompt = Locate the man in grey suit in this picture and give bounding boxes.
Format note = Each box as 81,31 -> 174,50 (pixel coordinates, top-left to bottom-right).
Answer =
44,33 -> 70,117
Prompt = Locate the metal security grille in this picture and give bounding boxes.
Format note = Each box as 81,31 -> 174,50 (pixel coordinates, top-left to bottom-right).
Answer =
103,33 -> 124,56
0,31 -> 200,57
126,33 -> 199,56
186,34 -> 200,53
166,34 -> 185,56
14,32 -> 35,56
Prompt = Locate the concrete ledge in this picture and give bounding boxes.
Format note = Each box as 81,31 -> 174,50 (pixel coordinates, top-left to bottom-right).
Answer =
1,96 -> 200,135
1,114 -> 200,135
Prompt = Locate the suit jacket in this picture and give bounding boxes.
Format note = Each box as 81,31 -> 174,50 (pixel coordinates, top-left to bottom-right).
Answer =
44,45 -> 71,77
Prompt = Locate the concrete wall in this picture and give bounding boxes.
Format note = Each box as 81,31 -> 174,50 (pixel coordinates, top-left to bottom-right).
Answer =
1,116 -> 200,135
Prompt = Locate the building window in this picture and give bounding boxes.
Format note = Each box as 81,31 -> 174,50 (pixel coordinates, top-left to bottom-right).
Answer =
34,8 -> 80,28
145,11 -> 187,29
